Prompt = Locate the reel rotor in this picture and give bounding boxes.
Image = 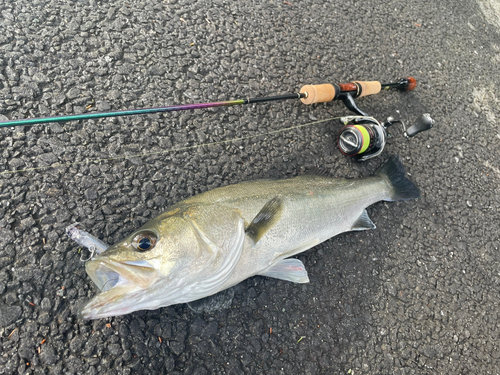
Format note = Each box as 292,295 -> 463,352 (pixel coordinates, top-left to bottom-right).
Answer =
337,114 -> 434,161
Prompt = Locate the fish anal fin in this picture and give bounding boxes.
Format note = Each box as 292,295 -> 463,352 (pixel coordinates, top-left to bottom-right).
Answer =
258,259 -> 310,283
246,196 -> 283,244
351,209 -> 376,231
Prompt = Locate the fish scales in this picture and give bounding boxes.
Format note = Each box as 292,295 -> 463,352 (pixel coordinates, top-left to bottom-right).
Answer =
79,156 -> 419,319
183,176 -> 389,287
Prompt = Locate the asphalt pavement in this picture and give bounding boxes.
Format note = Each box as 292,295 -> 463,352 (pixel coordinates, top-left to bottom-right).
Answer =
1,0 -> 499,374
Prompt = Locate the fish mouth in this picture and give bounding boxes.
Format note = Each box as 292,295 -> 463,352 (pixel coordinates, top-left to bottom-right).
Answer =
86,259 -> 157,291
78,258 -> 159,320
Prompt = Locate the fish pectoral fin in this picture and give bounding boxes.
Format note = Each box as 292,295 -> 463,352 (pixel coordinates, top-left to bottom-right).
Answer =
258,258 -> 310,283
351,209 -> 376,231
246,196 -> 283,244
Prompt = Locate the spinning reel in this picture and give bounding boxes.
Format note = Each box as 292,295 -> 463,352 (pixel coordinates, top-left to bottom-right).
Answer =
337,113 -> 435,161
298,77 -> 434,161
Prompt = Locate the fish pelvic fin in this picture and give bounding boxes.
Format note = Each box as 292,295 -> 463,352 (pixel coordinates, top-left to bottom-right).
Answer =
376,155 -> 420,201
351,209 -> 376,231
246,196 -> 283,244
258,258 -> 310,283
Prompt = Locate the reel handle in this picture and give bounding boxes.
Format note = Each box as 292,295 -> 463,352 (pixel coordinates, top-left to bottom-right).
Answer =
405,113 -> 434,137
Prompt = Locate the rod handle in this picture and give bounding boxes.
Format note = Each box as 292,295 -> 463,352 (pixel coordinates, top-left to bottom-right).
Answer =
299,80 -> 383,104
353,81 -> 382,97
300,84 -> 336,104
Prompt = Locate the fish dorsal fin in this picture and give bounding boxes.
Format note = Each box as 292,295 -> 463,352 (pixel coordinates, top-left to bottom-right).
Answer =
258,258 -> 309,283
351,209 -> 376,231
246,196 -> 283,244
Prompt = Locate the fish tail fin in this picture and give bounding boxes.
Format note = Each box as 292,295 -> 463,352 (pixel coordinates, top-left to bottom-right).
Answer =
376,155 -> 420,201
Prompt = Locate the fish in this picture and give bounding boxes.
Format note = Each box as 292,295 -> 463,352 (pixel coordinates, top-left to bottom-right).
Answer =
78,156 -> 419,320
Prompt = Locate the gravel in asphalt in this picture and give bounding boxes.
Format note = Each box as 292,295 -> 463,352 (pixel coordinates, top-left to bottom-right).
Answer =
1,0 -> 499,374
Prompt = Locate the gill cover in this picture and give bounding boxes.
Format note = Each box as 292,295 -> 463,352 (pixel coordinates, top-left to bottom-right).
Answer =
79,204 -> 247,319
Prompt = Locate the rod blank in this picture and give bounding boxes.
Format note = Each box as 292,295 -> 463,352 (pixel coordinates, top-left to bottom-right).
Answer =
0,77 -> 416,128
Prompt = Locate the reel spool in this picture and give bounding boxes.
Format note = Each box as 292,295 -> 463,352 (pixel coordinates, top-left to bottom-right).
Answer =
337,117 -> 387,161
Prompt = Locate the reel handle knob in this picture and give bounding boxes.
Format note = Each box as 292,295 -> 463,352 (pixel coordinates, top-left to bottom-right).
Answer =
405,113 -> 434,137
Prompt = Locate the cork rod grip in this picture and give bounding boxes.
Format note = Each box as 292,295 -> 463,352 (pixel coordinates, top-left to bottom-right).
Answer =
353,81 -> 382,97
300,84 -> 337,105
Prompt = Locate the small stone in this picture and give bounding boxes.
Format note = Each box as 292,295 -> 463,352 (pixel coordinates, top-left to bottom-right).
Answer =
18,344 -> 33,359
14,265 -> 43,282
8,158 -> 25,168
38,312 -> 51,325
84,189 -> 98,200
39,343 -> 58,365
97,100 -> 111,111
50,123 -> 64,134
122,349 -> 132,362
107,343 -> 122,356
0,303 -> 22,326
168,340 -> 185,356
4,292 -> 17,306
422,345 -> 436,358
32,72 -> 49,83
0,229 -> 14,246
38,153 -> 58,164
142,181 -> 156,195
66,87 -> 80,99
40,297 -> 52,311
108,90 -> 121,100
89,164 -> 100,176
70,335 -> 86,352
21,216 -> 36,228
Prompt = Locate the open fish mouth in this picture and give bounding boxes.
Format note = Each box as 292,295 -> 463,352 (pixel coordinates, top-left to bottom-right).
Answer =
78,258 -> 159,320
86,259 -> 158,291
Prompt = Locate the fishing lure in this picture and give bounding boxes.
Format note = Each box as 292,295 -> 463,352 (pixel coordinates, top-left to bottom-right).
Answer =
65,223 -> 108,261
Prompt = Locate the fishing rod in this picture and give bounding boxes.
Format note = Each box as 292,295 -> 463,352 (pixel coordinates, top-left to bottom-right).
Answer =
0,77 -> 416,127
0,76 -> 433,160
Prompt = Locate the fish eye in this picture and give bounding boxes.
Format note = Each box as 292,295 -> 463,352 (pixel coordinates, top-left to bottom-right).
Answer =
132,231 -> 157,252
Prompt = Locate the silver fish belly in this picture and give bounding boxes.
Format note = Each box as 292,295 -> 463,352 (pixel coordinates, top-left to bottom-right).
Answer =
79,156 -> 419,319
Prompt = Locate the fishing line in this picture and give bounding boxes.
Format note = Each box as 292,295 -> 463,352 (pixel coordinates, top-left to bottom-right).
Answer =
100,278 -> 120,292
0,116 -> 340,176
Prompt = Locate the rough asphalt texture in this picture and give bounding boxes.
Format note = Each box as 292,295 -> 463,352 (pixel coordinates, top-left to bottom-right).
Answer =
1,0 -> 499,374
